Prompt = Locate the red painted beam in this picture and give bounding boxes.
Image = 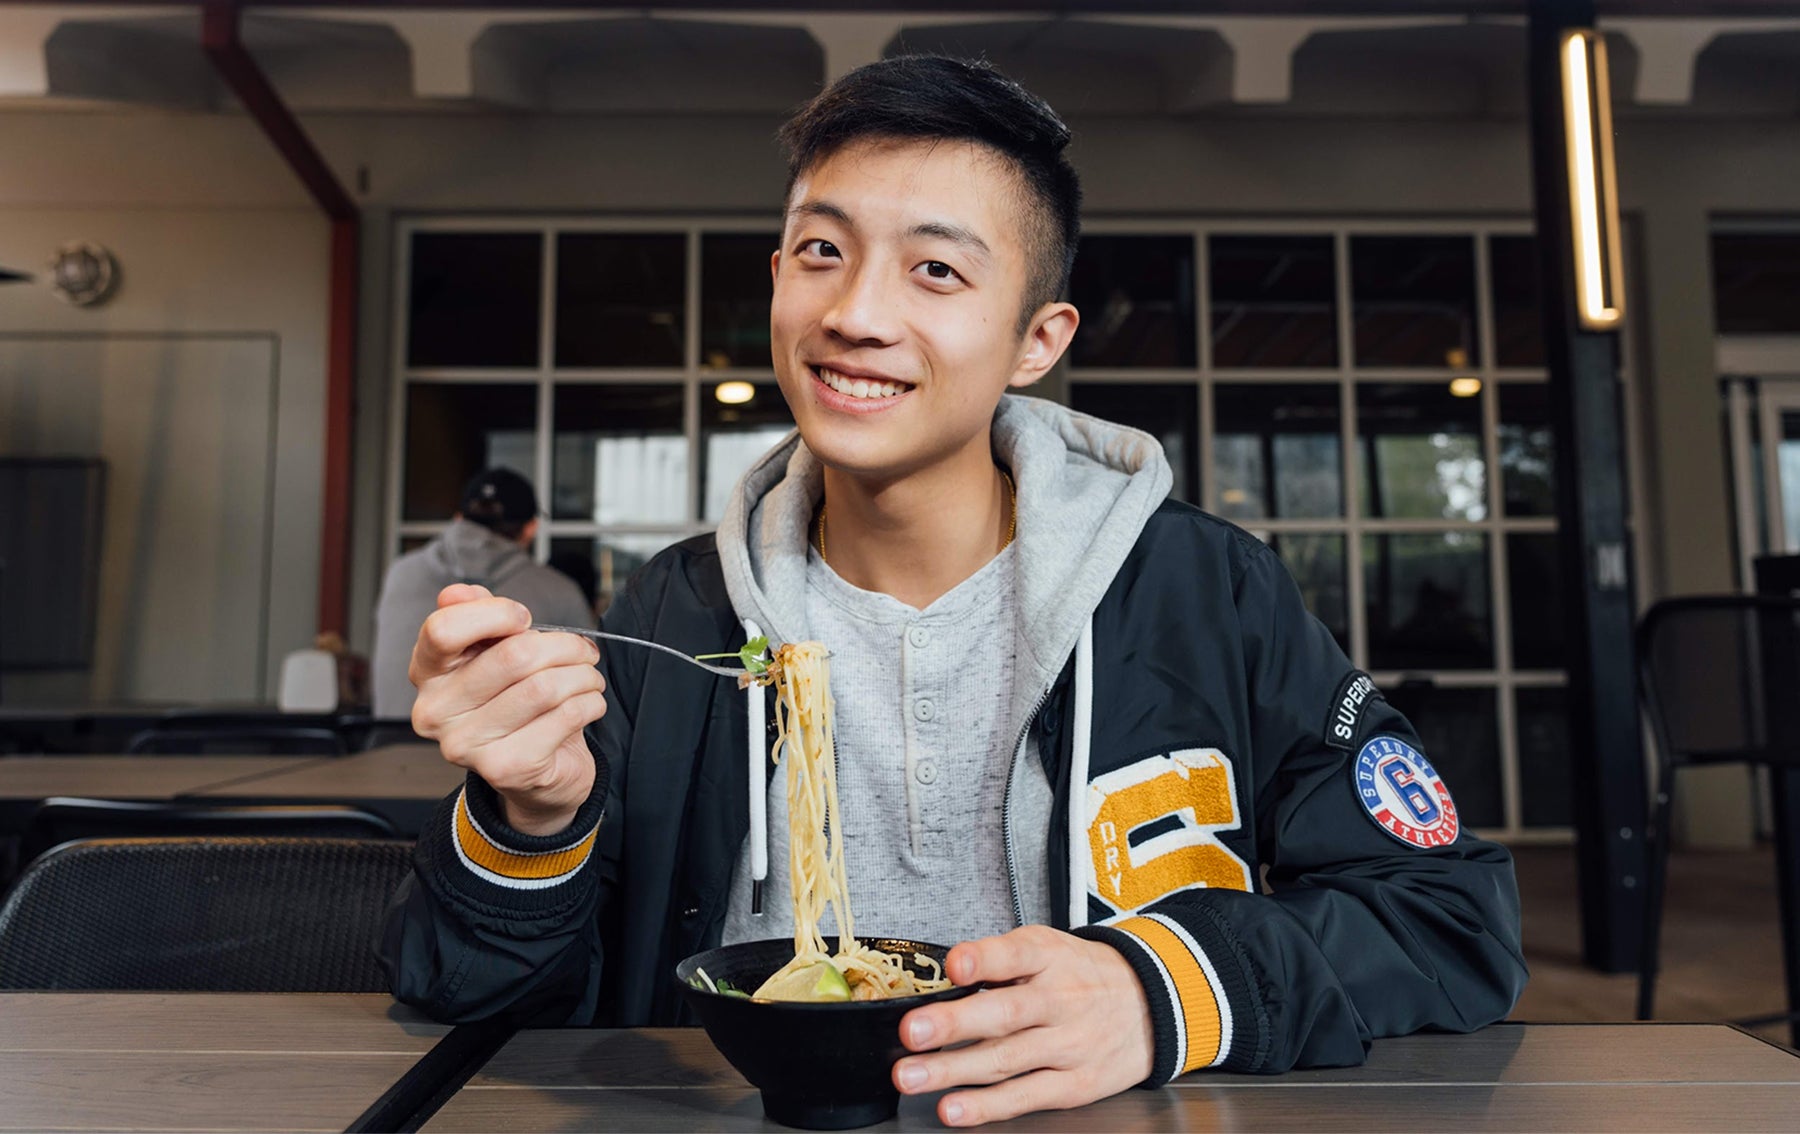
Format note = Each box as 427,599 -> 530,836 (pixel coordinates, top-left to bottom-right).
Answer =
201,0 -> 358,638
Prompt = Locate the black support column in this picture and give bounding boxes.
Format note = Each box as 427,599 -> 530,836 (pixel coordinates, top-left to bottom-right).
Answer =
1526,0 -> 1648,973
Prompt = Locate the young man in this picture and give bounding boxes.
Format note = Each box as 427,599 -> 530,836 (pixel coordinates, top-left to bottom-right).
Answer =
384,56 -> 1526,1126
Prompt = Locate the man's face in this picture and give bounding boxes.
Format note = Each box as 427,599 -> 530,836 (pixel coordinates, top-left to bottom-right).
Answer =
769,138 -> 1073,482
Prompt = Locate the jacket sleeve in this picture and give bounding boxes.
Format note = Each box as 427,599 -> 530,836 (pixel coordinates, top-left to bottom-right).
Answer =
377,589 -> 647,1026
1076,540 -> 1527,1081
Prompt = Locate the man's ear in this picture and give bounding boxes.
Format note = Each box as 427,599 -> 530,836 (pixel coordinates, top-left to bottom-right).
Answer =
770,248 -> 782,286
520,517 -> 540,547
1008,301 -> 1080,389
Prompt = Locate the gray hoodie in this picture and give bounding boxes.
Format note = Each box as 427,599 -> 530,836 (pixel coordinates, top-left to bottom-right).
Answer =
716,395 -> 1173,943
370,518 -> 595,718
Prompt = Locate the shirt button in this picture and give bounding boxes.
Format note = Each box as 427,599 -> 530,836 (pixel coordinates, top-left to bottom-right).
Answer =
914,698 -> 935,722
915,760 -> 938,785
908,626 -> 931,649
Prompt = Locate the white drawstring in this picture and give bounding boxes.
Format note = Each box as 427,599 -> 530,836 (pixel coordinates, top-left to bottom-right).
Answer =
1066,617 -> 1094,930
744,619 -> 767,915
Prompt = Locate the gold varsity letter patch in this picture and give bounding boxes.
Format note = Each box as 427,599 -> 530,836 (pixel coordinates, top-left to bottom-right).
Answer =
1087,748 -> 1252,913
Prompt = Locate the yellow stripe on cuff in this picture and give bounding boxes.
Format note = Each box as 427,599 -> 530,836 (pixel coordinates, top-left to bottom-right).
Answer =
1116,915 -> 1224,1074
454,790 -> 597,881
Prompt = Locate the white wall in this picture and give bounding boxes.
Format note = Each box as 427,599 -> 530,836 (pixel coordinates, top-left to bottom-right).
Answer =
0,115 -> 327,700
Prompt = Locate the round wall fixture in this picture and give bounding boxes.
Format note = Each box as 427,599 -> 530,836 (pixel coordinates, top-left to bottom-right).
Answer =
49,242 -> 119,307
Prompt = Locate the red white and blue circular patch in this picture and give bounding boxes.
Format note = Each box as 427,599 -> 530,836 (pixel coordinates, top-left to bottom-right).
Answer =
1354,736 -> 1460,849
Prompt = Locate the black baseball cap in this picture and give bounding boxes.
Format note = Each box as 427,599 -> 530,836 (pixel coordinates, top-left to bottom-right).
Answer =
459,467 -> 541,524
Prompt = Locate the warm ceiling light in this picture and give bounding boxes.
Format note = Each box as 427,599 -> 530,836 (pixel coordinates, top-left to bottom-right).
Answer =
714,381 -> 756,405
1562,29 -> 1625,332
1449,377 -> 1483,398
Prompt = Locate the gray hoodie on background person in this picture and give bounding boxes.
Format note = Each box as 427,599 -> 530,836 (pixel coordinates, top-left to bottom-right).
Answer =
370,518 -> 596,718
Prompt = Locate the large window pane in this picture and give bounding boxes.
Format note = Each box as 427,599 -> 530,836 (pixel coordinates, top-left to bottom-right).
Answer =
1489,235 -> 1546,367
702,382 -> 794,523
1389,685 -> 1503,829
1357,383 -> 1486,521
402,383 -> 537,521
1712,231 -> 1800,334
1507,533 -> 1565,670
1351,235 -> 1479,367
1516,686 -> 1574,827
1214,384 -> 1342,519
1069,235 -> 1197,368
551,384 -> 687,523
1498,383 -> 1556,517
702,233 -> 779,370
551,533 -> 681,618
407,232 -> 542,368
1069,383 -> 1199,503
555,233 -> 686,367
1364,532 -> 1493,670
1267,533 -> 1348,653
1208,235 -> 1337,368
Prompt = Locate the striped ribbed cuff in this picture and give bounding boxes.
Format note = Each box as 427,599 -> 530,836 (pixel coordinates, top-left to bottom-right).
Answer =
420,749 -> 609,918
1077,912 -> 1237,1084
450,786 -> 598,890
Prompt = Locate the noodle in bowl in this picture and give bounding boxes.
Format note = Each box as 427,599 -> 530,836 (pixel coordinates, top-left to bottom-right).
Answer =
673,641 -> 978,1128
675,936 -> 978,1130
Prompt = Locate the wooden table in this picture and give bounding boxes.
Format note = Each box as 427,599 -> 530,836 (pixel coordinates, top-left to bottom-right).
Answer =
420,1023 -> 1800,1132
0,755 -> 317,829
192,744 -> 461,835
0,745 -> 459,837
0,992 -> 449,1133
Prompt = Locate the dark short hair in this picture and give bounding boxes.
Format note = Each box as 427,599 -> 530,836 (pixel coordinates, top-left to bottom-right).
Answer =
778,55 -> 1082,333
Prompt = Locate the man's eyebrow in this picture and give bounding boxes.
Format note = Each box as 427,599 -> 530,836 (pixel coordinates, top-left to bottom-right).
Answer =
787,200 -> 853,228
907,221 -> 992,262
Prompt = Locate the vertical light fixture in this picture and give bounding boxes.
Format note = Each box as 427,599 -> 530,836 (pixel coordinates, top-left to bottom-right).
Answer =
1561,29 -> 1625,331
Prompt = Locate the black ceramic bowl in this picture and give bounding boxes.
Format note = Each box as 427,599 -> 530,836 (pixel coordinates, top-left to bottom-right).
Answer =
675,936 -> 978,1130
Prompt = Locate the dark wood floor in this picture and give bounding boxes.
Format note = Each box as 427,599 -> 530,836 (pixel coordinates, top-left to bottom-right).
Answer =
1511,844 -> 1793,1048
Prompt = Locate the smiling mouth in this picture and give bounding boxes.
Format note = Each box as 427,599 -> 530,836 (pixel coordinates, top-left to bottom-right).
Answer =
811,365 -> 914,401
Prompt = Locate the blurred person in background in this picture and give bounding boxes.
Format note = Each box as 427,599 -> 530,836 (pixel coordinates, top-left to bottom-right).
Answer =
371,467 -> 594,718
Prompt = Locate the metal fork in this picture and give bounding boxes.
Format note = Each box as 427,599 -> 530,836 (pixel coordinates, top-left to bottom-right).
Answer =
529,623 -> 757,678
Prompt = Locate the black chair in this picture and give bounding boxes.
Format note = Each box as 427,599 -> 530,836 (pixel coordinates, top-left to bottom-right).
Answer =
0,837 -> 413,991
349,717 -> 430,752
1636,594 -> 1800,1027
16,797 -> 397,868
124,726 -> 345,756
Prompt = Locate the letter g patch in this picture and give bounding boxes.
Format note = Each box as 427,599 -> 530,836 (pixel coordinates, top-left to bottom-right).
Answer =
1086,748 -> 1253,915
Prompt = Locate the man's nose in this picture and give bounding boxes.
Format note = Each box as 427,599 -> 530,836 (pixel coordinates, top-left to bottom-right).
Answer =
821,263 -> 900,346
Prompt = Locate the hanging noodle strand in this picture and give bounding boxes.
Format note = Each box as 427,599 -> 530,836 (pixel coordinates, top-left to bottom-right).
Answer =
750,642 -> 951,1001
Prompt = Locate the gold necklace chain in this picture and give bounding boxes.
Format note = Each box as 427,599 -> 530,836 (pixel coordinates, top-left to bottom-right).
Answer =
817,470 -> 1016,565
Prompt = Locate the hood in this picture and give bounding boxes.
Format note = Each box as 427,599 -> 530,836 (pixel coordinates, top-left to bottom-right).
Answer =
428,517 -> 533,590
716,393 -> 1173,691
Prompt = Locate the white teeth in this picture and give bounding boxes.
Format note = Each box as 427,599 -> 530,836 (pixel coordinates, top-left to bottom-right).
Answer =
818,367 -> 909,401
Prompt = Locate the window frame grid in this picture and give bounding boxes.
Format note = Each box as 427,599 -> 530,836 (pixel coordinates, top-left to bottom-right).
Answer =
1066,216 -> 1634,839
392,214 -> 1641,841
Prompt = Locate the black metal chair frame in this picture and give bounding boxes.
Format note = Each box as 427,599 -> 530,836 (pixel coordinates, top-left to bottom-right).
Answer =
1636,593 -> 1800,1031
16,796 -> 397,868
124,725 -> 345,756
0,835 -> 414,992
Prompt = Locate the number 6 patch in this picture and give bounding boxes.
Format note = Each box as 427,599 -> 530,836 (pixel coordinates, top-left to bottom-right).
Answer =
1354,736 -> 1461,848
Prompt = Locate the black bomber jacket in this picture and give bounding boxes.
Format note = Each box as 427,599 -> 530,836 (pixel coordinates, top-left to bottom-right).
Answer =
381,499 -> 1528,1082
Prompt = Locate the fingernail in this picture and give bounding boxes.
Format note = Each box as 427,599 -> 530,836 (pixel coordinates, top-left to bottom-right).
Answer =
943,1101 -> 964,1124
909,1017 -> 935,1046
897,1063 -> 927,1090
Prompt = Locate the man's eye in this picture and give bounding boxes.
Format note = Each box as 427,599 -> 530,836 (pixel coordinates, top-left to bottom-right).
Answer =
801,239 -> 840,258
923,261 -> 959,281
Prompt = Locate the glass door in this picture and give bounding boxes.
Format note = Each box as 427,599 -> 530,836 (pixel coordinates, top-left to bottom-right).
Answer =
1758,381 -> 1800,556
